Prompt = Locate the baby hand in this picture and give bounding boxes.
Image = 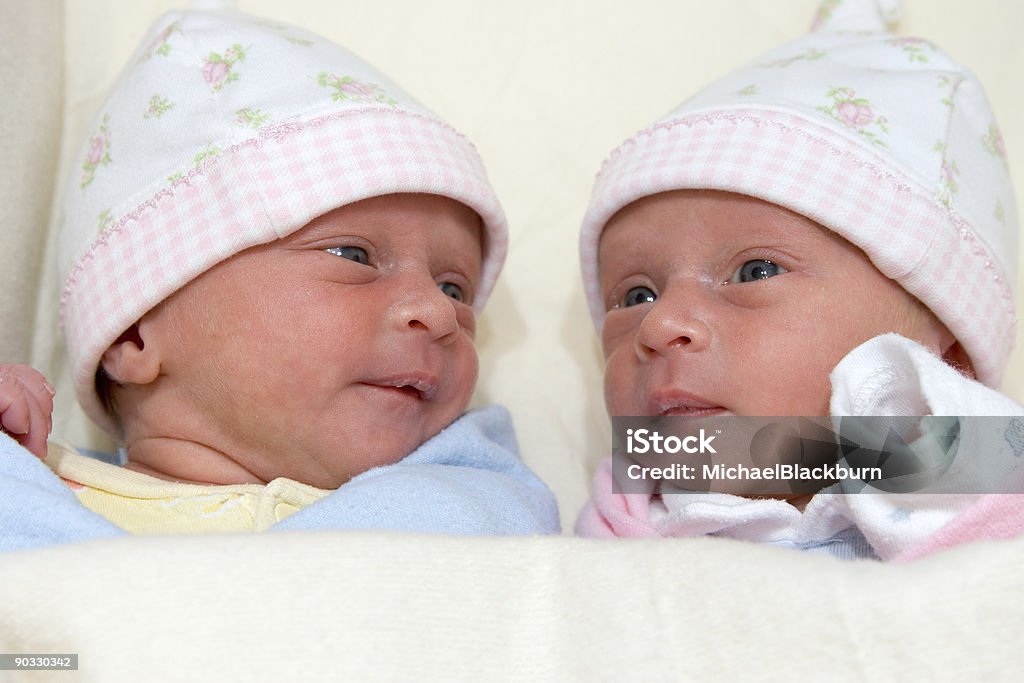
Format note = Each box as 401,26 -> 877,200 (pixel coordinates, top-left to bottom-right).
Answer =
0,364 -> 55,460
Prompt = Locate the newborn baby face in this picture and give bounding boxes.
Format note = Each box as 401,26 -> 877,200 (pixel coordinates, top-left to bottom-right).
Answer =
123,193 -> 482,488
598,190 -> 953,418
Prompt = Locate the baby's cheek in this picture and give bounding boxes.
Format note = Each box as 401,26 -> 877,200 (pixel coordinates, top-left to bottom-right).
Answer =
450,340 -> 479,408
778,356 -> 835,416
456,306 -> 477,339
743,333 -> 830,416
465,345 -> 479,387
600,315 -> 637,359
602,354 -> 637,417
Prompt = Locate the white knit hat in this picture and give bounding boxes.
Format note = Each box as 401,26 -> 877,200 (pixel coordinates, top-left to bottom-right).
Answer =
579,0 -> 1017,387
58,9 -> 508,434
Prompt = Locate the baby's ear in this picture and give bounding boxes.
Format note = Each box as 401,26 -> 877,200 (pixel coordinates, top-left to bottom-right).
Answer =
100,323 -> 160,386
942,340 -> 976,380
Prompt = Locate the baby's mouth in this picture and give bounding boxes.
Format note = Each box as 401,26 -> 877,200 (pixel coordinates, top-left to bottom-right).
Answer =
363,375 -> 439,401
660,407 -> 726,417
646,389 -> 726,417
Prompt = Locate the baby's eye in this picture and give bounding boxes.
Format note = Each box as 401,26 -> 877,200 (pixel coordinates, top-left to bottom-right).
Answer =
619,286 -> 657,308
324,246 -> 369,264
439,282 -> 464,302
731,259 -> 787,283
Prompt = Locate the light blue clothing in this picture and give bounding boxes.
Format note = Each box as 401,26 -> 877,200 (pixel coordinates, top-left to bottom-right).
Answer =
784,527 -> 879,561
0,433 -> 123,552
276,406 -> 560,535
0,406 -> 560,552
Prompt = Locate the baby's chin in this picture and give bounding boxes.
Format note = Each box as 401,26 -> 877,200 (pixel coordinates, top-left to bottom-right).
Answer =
300,417 -> 469,489
293,446 -> 415,489
289,405 -> 469,483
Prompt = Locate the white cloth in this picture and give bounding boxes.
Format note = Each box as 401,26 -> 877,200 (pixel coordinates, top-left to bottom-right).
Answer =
646,334 -> 1024,560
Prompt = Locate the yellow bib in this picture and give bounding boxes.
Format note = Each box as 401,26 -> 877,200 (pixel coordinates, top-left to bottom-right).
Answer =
45,441 -> 331,534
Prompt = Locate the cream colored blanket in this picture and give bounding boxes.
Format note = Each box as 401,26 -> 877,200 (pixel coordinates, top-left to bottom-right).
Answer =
2,533 -> 1023,681
2,2 -> 1023,680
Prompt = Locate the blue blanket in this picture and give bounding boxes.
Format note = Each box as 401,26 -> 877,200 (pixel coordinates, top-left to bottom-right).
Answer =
0,406 -> 560,552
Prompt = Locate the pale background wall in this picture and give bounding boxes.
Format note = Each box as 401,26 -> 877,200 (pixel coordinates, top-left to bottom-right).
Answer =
11,0 -> 1023,526
0,0 -> 61,363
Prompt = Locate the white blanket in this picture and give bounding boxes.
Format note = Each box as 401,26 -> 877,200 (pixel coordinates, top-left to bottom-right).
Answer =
2,532 -> 1023,681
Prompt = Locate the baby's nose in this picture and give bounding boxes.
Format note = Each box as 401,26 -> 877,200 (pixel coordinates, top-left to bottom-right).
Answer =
388,274 -> 460,344
634,294 -> 712,359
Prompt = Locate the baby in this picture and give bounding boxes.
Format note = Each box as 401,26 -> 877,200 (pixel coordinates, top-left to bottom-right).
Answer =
0,9 -> 558,551
575,0 -> 1023,559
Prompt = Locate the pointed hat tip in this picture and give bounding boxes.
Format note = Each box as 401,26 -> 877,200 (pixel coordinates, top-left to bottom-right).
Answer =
811,0 -> 904,33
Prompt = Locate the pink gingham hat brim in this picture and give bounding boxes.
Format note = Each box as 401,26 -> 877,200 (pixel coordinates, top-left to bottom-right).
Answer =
580,107 -> 1015,386
62,108 -> 507,434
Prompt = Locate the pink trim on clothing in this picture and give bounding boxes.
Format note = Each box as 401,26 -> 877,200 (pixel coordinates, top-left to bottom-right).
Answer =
61,107 -> 504,315
577,457 -> 1024,559
574,458 -> 661,538
897,495 -> 1024,561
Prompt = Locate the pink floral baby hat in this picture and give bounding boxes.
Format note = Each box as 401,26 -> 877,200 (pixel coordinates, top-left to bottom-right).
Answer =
580,0 -> 1018,387
58,9 -> 508,434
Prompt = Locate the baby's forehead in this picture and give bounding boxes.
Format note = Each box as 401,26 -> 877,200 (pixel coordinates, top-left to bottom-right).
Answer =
599,191 -> 812,244
595,190 -> 872,270
287,194 -> 484,244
